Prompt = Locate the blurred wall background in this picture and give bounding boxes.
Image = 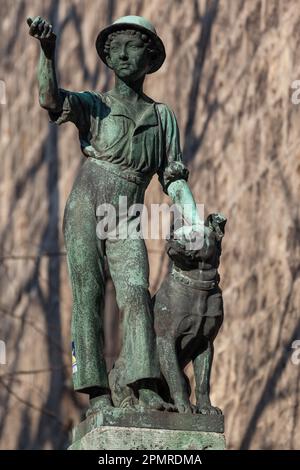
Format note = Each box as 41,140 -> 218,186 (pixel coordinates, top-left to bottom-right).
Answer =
0,0 -> 300,449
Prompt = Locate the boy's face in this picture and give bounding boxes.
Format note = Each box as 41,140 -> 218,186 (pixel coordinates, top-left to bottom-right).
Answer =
107,32 -> 151,81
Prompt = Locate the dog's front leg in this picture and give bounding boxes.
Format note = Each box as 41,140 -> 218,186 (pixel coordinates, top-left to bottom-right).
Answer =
157,336 -> 192,413
194,341 -> 222,415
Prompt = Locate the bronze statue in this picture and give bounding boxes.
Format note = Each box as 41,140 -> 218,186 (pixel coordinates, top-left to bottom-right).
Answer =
154,214 -> 226,414
27,15 -> 205,415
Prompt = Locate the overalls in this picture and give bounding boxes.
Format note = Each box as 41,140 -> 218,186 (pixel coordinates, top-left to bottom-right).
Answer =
49,89 -> 189,392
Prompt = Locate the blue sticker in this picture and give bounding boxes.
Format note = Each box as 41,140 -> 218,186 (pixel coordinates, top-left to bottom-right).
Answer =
72,341 -> 77,374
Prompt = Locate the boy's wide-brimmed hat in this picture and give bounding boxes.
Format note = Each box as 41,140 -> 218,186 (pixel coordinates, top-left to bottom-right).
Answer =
95,15 -> 166,74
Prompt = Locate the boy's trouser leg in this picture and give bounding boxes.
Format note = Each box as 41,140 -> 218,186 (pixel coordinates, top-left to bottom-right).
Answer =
106,237 -> 160,390
63,190 -> 108,392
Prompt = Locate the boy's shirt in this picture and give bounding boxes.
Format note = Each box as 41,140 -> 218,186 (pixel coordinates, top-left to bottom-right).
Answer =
49,89 -> 189,194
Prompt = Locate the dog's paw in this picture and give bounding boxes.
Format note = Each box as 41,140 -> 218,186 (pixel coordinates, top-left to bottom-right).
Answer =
174,398 -> 193,414
196,404 -> 223,416
138,389 -> 176,412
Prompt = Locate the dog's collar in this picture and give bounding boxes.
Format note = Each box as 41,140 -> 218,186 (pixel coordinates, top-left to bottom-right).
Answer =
171,266 -> 219,290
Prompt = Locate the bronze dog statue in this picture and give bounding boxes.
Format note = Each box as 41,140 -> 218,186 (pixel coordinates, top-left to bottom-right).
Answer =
153,213 -> 226,414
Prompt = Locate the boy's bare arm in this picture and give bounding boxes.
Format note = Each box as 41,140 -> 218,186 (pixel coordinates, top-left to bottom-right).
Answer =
167,179 -> 203,228
27,16 -> 62,111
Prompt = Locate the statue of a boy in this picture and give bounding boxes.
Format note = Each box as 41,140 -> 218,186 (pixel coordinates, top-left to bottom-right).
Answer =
27,15 -> 203,414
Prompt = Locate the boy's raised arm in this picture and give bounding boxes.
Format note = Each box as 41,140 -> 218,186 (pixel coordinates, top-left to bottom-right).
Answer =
27,16 -> 62,112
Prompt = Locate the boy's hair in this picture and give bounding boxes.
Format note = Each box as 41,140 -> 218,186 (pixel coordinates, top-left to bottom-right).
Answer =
104,29 -> 158,63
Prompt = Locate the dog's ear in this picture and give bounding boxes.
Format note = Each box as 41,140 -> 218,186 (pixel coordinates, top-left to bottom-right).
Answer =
217,213 -> 227,235
206,214 -> 214,227
207,213 -> 227,237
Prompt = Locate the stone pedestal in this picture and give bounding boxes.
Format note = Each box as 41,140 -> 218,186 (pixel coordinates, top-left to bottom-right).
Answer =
69,409 -> 225,450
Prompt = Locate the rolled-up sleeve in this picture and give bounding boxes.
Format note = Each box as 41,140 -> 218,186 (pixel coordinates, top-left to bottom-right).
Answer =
48,88 -> 93,132
157,105 -> 189,194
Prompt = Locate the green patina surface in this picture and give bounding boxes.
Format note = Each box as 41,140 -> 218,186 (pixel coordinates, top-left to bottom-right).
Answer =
72,409 -> 224,442
28,15 -> 226,435
27,14 -> 204,411
69,409 -> 225,450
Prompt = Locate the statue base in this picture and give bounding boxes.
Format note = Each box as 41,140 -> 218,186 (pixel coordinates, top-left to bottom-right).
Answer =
68,409 -> 226,450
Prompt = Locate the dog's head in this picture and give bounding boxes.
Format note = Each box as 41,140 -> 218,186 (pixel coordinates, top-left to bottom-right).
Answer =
166,213 -> 227,268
